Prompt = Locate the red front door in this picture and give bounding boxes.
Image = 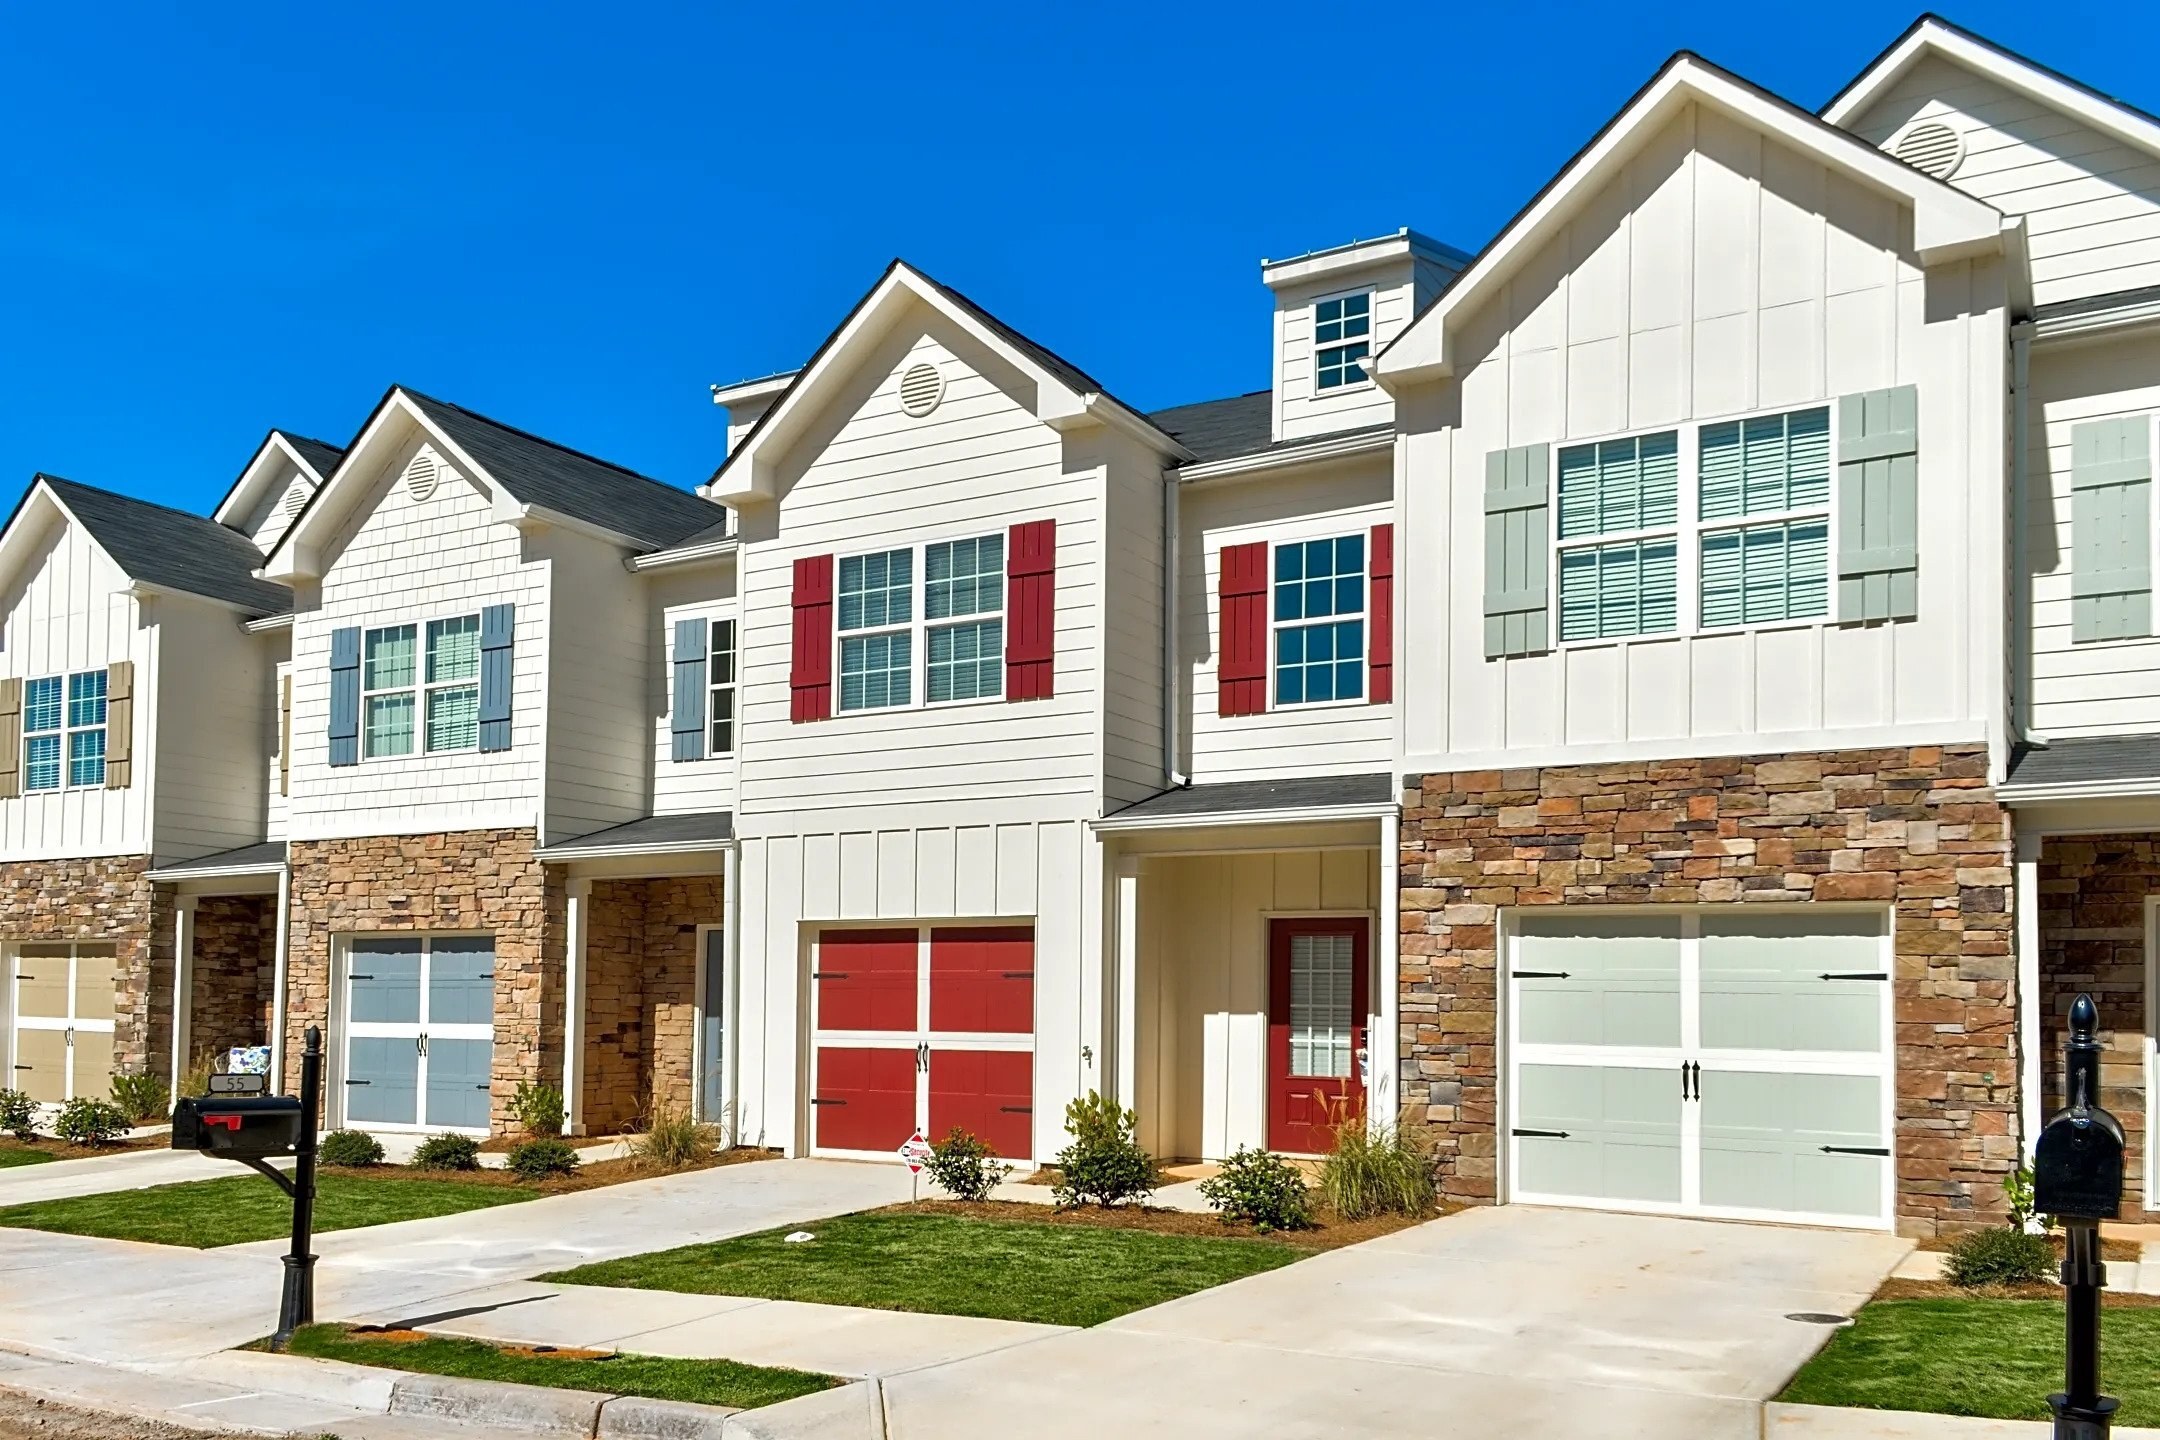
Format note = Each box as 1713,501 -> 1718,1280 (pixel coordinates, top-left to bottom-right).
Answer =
1267,917 -> 1370,1154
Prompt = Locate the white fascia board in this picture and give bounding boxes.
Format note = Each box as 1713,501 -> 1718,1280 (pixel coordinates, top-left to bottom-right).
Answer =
1091,801 -> 1399,834
709,371 -> 799,409
146,860 -> 287,883
1177,429 -> 1393,485
1376,57 -> 2003,388
242,612 -> 295,635
1822,20 -> 2160,164
626,536 -> 740,573
1997,777 -> 2160,804
534,837 -> 737,863
214,432 -> 330,528
0,485 -> 72,595
2029,295 -> 2160,347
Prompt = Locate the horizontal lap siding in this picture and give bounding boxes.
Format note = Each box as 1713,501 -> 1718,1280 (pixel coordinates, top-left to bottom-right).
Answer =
543,532 -> 655,844
1402,102 -> 2002,775
649,569 -> 740,819
1276,274 -> 1410,441
151,598 -> 273,862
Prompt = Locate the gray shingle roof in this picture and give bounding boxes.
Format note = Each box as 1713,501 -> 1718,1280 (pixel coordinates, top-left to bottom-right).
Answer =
149,841 -> 288,877
1145,391 -> 1391,467
283,434 -> 345,480
400,390 -> 723,552
537,810 -> 735,857
38,476 -> 292,617
2005,735 -> 2160,790
1104,772 -> 1396,822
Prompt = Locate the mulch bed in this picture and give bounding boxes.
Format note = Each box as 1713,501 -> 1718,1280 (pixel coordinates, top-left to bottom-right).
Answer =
0,1135 -> 163,1162
351,1326 -> 614,1360
1876,1276 -> 2160,1306
319,1146 -> 779,1195
881,1197 -> 1448,1251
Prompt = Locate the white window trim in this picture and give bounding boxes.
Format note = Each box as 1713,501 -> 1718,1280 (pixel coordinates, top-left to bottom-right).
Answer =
23,669 -> 106,792
833,530 -> 1008,716
1550,400 -> 1839,652
1267,532 -> 1370,712
360,613 -> 483,761
708,615 -> 738,758
1312,287 -> 1375,395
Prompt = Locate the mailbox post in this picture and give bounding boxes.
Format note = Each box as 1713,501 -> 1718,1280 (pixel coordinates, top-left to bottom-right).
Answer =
2034,993 -> 2126,1440
170,1025 -> 323,1348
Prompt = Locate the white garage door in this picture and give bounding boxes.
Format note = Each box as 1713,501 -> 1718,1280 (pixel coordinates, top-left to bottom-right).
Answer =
1507,911 -> 1892,1229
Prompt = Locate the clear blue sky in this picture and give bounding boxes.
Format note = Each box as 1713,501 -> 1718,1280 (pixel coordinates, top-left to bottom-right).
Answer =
0,1 -> 2149,514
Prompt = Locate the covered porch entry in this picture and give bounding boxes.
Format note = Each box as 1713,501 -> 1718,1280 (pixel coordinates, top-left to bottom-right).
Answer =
147,841 -> 288,1102
1098,774 -> 1398,1162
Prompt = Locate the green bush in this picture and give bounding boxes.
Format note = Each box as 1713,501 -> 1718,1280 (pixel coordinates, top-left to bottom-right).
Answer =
1051,1091 -> 1155,1208
1199,1147 -> 1313,1231
1945,1227 -> 2057,1288
411,1133 -> 482,1171
177,1049 -> 219,1102
317,1129 -> 385,1167
0,1089 -> 36,1142
507,1136 -> 581,1181
510,1081 -> 565,1138
925,1127 -> 1012,1202
631,1104 -> 718,1171
108,1071 -> 170,1124
52,1097 -> 130,1147
1318,1109 -> 1438,1220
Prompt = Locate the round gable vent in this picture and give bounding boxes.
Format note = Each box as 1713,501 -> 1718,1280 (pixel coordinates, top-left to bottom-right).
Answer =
404,451 -> 441,502
280,479 -> 311,519
898,362 -> 946,418
1889,120 -> 1965,181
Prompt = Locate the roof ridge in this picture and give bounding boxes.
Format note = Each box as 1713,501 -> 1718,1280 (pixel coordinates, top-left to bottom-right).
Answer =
398,386 -> 694,497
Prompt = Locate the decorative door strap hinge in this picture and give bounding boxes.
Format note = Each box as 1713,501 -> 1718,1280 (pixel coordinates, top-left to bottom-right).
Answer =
1819,972 -> 1889,981
810,971 -> 848,980
1820,1145 -> 1889,1156
809,1097 -> 844,1106
1511,1127 -> 1570,1139
1513,970 -> 1571,980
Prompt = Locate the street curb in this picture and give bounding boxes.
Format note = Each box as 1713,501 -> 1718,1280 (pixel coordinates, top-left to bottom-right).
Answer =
179,1349 -> 396,1412
1762,1401 -> 2160,1438
389,1371 -> 610,1434
598,1394 -> 740,1438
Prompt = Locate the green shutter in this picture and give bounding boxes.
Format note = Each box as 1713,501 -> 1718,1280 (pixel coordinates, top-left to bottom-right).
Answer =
1485,443 -> 1551,657
1835,385 -> 1919,622
2071,416 -> 2154,643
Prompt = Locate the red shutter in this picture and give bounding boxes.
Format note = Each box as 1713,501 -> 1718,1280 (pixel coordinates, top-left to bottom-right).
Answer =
1369,523 -> 1394,704
1218,541 -> 1269,717
790,554 -> 834,723
1005,519 -> 1056,701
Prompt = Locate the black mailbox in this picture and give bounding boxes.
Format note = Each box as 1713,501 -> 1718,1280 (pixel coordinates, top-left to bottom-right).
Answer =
2036,994 -> 2127,1222
172,1094 -> 303,1160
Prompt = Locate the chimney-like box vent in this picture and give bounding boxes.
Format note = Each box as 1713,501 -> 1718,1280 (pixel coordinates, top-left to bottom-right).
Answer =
899,362 -> 945,418
1890,120 -> 1965,181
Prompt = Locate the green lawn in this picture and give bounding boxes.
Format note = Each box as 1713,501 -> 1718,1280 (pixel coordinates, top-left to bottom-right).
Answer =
280,1325 -> 836,1409
0,1149 -> 54,1169
545,1211 -> 1303,1328
0,1173 -> 534,1247
1781,1299 -> 2160,1424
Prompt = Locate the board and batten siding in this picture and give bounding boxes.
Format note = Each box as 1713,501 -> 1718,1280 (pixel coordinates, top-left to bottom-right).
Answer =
0,517 -> 153,860
1845,54 -> 2160,309
149,597 -> 274,863
1400,103 -> 2008,775
649,567 -> 740,819
540,528 -> 652,845
1273,270 -> 1412,442
287,441 -> 547,840
1181,456 -> 1395,782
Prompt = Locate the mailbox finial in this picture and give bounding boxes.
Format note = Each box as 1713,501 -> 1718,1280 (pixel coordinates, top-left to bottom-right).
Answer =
2071,992 -> 2100,1042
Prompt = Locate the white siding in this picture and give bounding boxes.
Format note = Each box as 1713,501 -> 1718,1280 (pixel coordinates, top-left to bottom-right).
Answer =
150,597 -> 273,862
1101,437 -> 1166,807
287,440 -> 548,840
1182,455 -> 1395,781
245,463 -> 315,556
1846,54 -> 2160,307
1401,103 -> 2008,774
1274,264 -> 1412,442
541,529 -> 650,845
649,565 -> 740,819
0,518 -> 152,860
265,652 -> 291,842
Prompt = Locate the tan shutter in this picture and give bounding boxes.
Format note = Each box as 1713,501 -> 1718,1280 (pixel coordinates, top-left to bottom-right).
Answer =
279,671 -> 292,797
0,677 -> 20,800
104,661 -> 133,789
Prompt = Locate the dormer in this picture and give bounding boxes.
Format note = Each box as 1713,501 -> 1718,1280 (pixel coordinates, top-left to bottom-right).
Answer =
212,431 -> 344,554
1263,229 -> 1468,444
709,370 -> 799,455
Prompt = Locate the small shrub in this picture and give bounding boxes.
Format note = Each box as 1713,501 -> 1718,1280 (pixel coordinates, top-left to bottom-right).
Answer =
1318,1105 -> 1437,1220
317,1129 -> 385,1167
411,1133 -> 482,1171
507,1136 -> 581,1181
1199,1147 -> 1312,1231
631,1104 -> 717,1171
925,1128 -> 1013,1202
1051,1091 -> 1155,1208
2002,1163 -> 2058,1233
1945,1227 -> 2057,1288
52,1096 -> 130,1147
0,1089 -> 36,1142
510,1081 -> 565,1138
178,1048 -> 219,1101
109,1071 -> 170,1124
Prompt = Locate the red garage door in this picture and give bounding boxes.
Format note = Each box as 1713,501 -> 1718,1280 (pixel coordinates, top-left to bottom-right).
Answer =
810,925 -> 1035,1162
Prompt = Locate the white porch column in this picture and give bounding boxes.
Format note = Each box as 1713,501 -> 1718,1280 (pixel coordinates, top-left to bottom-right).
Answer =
2016,829 -> 2044,1158
168,896 -> 197,1102
721,845 -> 742,1143
564,877 -> 591,1138
269,865 -> 291,1095
1374,810 -> 1401,1123
1113,856 -> 1141,1110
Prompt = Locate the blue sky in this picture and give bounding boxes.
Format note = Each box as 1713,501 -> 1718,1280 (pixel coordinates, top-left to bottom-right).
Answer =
0,2 -> 2149,514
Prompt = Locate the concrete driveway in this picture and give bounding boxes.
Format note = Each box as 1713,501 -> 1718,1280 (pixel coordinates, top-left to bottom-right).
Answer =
860,1206 -> 1909,1440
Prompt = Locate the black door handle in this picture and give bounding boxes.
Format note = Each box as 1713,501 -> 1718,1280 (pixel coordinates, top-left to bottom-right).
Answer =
1820,1145 -> 1889,1156
1690,1061 -> 1701,1099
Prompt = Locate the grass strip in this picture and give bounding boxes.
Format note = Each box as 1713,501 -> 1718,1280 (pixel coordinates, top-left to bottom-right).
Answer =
0,1172 -> 532,1247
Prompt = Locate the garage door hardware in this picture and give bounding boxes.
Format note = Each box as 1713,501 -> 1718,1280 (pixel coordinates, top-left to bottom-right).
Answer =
1680,1060 -> 1701,1099
810,971 -> 848,980
1512,1128 -> 1570,1138
810,1097 -> 844,1106
1513,970 -> 1571,980
1000,1105 -> 1032,1114
1820,1146 -> 1889,1156
344,1079 -> 371,1086
1000,971 -> 1034,979
1819,971 -> 1888,981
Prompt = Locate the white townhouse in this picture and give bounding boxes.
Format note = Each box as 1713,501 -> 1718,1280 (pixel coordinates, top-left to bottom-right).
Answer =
6,12 -> 2160,1241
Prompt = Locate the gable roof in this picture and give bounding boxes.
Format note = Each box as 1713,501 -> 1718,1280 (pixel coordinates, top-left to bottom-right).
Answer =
283,434 -> 346,483
1145,390 -> 1391,469
211,428 -> 345,531
1376,50 -> 2007,387
16,476 -> 292,615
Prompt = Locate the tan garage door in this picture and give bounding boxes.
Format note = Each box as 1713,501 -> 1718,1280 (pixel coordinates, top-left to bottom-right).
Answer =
11,943 -> 117,1104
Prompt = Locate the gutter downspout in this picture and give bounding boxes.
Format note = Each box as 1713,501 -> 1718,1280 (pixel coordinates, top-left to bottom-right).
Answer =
1161,472 -> 1187,790
269,865 -> 292,1095
2009,322 -> 2035,746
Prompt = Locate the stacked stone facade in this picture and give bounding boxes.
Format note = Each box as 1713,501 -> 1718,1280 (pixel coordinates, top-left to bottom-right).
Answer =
1397,742 -> 2015,1236
285,829 -> 564,1131
581,876 -> 723,1134
0,855 -> 168,1082
186,895 -> 277,1063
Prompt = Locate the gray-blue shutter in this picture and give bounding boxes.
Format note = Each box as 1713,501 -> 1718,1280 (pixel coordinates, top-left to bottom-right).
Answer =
2071,417 -> 2153,643
671,617 -> 709,762
478,603 -> 515,751
1484,443 -> 1551,658
1835,386 -> 1919,622
327,626 -> 360,767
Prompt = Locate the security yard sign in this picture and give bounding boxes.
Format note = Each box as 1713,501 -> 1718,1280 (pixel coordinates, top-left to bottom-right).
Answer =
898,1131 -> 933,1174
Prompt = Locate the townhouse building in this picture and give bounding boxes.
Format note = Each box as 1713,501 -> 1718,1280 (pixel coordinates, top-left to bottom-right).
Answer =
3,14 -> 2158,1238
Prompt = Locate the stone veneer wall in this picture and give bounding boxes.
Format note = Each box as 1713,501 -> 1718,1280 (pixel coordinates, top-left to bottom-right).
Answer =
0,855 -> 168,1081
187,896 -> 276,1063
581,876 -> 722,1134
1398,743 -> 2015,1237
285,830 -> 563,1132
2038,834 -> 2155,1212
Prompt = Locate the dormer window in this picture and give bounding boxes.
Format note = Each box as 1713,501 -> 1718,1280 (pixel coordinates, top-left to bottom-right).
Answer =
1314,292 -> 1372,391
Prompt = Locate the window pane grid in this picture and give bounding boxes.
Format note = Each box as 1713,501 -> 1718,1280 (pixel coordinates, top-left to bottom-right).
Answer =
1559,537 -> 1678,641
363,625 -> 416,691
925,536 -> 1004,620
1276,620 -> 1364,705
839,632 -> 912,712
708,619 -> 736,755
1700,407 -> 1830,521
1314,293 -> 1372,392
23,671 -> 108,789
24,734 -> 59,791
67,729 -> 105,788
1288,933 -> 1354,1079
425,686 -> 479,752
22,678 -> 60,735
1700,519 -> 1830,628
1273,534 -> 1367,706
1558,432 -> 1679,538
67,671 -> 106,729
928,619 -> 1003,703
365,693 -> 415,758
425,617 -> 480,683
837,549 -> 913,632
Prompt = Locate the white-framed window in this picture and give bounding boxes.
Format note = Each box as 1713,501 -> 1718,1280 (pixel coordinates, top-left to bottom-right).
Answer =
1314,291 -> 1372,391
22,670 -> 105,790
837,534 -> 1005,713
1273,534 -> 1365,706
1553,403 -> 1833,644
362,615 -> 481,758
709,618 -> 736,756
